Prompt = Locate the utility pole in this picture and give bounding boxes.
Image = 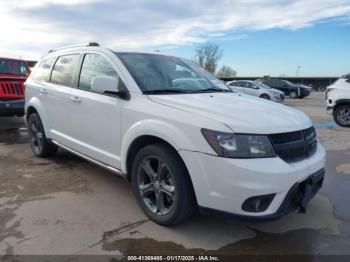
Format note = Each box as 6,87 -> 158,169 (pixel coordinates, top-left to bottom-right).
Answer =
296,65 -> 301,77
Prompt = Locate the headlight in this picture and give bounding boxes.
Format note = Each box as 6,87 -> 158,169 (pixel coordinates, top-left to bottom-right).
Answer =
201,129 -> 276,158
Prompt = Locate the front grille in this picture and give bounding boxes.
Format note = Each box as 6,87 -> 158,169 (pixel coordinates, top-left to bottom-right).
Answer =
0,81 -> 25,98
269,127 -> 317,163
280,94 -> 285,100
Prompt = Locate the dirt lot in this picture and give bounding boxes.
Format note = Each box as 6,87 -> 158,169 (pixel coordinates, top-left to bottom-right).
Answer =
1,92 -> 350,259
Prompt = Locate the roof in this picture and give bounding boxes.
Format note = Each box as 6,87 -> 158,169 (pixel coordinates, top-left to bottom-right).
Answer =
46,43 -> 173,57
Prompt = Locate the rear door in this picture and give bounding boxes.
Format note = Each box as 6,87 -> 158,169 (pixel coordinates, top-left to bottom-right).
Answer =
44,53 -> 81,144
68,52 -> 124,168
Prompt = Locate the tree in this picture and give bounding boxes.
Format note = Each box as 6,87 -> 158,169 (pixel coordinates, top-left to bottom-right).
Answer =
194,42 -> 223,74
216,65 -> 237,78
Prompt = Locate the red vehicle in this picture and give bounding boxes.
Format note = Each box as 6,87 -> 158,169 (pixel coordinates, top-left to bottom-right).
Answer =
0,57 -> 30,117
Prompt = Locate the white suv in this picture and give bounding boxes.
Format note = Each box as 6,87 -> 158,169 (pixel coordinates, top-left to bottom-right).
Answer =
326,74 -> 350,127
25,43 -> 326,225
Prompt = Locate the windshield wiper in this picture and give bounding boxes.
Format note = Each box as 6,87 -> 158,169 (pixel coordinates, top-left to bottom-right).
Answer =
143,89 -> 189,94
196,87 -> 232,93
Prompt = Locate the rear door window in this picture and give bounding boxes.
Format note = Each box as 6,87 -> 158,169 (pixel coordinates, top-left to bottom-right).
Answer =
242,82 -> 253,88
31,57 -> 55,81
51,54 -> 80,86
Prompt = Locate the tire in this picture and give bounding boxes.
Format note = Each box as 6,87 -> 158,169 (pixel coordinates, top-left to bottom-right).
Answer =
260,94 -> 270,100
333,105 -> 350,127
289,91 -> 298,99
27,113 -> 58,157
131,143 -> 196,226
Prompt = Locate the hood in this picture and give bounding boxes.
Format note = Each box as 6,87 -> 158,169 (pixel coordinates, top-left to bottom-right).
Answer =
0,74 -> 27,80
297,84 -> 312,91
149,92 -> 312,134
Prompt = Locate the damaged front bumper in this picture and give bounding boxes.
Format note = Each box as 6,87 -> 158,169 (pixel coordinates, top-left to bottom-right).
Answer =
278,168 -> 325,215
199,168 -> 325,222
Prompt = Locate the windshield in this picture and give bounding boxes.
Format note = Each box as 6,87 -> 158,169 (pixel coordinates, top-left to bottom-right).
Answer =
0,59 -> 29,76
115,52 -> 231,94
254,82 -> 271,89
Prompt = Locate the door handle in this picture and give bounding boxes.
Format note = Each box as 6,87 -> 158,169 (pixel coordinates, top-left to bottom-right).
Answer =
40,88 -> 48,94
70,96 -> 81,103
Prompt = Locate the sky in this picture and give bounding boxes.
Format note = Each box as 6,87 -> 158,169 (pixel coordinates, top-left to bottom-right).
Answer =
0,0 -> 349,76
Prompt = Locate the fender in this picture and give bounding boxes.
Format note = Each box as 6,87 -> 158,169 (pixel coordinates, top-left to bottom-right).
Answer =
25,96 -> 50,136
120,119 -> 196,174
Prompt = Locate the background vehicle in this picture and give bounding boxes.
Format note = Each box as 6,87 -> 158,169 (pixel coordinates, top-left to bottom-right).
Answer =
262,78 -> 310,99
227,80 -> 285,102
0,57 -> 30,117
25,43 -> 325,226
326,74 -> 350,127
296,83 -> 313,93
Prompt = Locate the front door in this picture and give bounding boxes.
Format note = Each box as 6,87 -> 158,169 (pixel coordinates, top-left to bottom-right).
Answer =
68,53 -> 123,169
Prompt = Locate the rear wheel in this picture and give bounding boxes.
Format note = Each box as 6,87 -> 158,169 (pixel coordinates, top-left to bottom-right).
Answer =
260,94 -> 270,100
289,91 -> 298,99
27,113 -> 58,157
334,105 -> 350,127
131,143 -> 196,226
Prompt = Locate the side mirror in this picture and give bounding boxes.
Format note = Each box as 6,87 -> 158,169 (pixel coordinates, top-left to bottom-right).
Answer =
91,76 -> 119,95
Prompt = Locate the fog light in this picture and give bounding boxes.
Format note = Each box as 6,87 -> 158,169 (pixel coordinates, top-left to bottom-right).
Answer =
242,193 -> 275,212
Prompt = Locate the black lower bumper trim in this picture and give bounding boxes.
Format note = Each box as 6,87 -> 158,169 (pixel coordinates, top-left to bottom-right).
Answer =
199,168 -> 325,222
0,99 -> 25,116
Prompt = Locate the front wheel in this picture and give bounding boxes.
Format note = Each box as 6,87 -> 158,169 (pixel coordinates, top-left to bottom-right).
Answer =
27,113 -> 58,157
260,94 -> 270,100
131,144 -> 196,226
334,105 -> 350,127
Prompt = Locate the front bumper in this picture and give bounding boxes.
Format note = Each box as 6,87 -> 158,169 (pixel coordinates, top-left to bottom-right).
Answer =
178,142 -> 326,218
0,99 -> 25,116
271,93 -> 285,103
299,88 -> 311,98
199,168 -> 325,221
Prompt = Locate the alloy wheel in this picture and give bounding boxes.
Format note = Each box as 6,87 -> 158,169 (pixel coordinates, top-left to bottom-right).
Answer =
336,107 -> 350,126
29,116 -> 44,154
137,156 -> 176,215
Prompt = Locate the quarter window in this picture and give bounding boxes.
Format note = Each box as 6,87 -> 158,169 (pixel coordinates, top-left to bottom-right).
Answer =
51,54 -> 80,86
79,54 -> 119,90
31,58 -> 55,81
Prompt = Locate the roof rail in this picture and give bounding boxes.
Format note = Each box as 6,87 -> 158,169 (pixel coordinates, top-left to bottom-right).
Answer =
48,42 -> 100,53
